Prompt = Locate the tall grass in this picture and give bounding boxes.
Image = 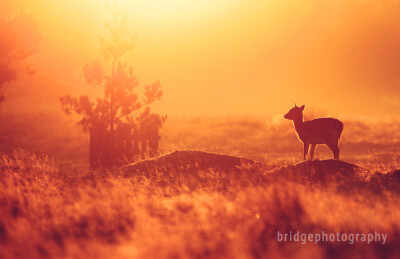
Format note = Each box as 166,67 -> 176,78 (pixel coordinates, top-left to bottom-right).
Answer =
1,151 -> 400,258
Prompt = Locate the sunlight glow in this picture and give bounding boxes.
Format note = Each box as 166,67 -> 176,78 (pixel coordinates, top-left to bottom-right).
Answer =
116,0 -> 240,28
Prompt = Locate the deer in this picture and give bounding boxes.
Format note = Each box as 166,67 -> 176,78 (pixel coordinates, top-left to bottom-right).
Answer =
284,105 -> 343,160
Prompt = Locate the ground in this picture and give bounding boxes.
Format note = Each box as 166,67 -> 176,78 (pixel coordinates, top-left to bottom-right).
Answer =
0,150 -> 400,259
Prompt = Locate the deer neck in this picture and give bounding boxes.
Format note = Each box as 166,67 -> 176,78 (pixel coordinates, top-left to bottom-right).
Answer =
293,116 -> 304,133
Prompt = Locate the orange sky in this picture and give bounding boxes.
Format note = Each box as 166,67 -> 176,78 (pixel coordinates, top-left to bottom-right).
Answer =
1,0 -> 400,118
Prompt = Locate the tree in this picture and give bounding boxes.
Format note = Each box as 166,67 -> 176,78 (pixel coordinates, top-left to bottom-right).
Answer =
60,3 -> 166,168
0,12 -> 40,103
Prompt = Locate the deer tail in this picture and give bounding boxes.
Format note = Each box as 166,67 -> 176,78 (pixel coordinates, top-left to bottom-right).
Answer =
336,120 -> 344,139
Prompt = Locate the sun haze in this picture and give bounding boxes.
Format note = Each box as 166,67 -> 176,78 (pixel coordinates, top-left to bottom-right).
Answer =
1,0 -> 400,118
2,2 -> 400,258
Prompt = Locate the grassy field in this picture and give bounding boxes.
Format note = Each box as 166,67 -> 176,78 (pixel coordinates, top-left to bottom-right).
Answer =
1,112 -> 400,162
0,149 -> 399,259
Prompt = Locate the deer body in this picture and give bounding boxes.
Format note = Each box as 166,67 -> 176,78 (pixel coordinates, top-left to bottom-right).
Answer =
284,105 -> 343,160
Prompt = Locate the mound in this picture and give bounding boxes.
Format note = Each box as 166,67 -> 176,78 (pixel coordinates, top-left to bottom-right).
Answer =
268,160 -> 365,186
369,169 -> 400,193
121,150 -> 268,176
120,151 -> 400,193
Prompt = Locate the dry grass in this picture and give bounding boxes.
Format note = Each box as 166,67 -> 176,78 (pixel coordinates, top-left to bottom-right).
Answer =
0,150 -> 400,259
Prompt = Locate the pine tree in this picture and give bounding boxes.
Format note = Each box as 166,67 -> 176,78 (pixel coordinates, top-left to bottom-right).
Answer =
60,2 -> 166,168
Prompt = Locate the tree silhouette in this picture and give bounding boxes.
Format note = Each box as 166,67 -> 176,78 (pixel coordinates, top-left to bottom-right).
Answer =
60,3 -> 166,168
0,12 -> 40,103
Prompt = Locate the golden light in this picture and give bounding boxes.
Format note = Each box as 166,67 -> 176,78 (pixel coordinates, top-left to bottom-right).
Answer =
109,0 -> 241,28
7,0 -> 400,117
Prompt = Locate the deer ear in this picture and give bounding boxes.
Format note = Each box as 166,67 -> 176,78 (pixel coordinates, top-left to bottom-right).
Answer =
300,105 -> 305,111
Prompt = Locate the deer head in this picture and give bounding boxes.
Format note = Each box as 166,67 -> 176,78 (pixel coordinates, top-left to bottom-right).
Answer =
284,104 -> 305,121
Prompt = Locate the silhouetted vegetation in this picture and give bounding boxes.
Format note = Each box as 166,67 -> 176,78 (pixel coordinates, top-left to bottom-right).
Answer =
0,12 -> 40,103
60,4 -> 166,168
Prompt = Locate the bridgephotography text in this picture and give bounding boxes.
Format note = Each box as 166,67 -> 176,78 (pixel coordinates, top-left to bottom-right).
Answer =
277,231 -> 388,245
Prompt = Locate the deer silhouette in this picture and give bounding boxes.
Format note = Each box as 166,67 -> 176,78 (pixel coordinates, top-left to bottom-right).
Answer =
284,105 -> 343,160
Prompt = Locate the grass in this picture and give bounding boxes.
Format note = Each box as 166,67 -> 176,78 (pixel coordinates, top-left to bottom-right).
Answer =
0,150 -> 400,258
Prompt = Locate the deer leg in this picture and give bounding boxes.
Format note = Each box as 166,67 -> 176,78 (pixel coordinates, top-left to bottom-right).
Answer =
303,143 -> 310,160
309,144 -> 317,160
334,144 -> 340,160
327,142 -> 340,160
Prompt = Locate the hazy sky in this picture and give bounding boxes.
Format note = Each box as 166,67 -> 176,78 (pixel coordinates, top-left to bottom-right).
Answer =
2,0 -> 400,118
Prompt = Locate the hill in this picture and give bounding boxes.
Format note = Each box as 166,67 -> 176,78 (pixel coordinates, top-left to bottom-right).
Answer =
121,150 -> 400,193
120,150 -> 271,176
